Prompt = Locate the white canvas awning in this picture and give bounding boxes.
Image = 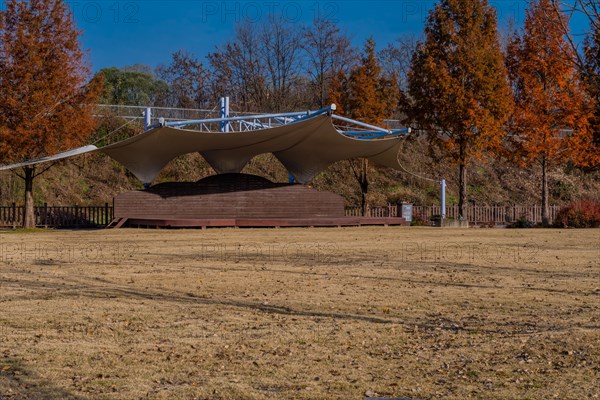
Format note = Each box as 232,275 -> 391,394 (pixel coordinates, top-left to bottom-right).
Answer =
1,114 -> 406,184
0,145 -> 99,170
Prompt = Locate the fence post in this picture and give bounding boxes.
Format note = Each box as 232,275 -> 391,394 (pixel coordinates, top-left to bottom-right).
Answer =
105,203 -> 109,226
12,202 -> 17,229
75,205 -> 79,229
43,202 -> 48,228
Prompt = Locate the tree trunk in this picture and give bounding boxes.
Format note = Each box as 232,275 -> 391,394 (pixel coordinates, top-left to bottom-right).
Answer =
360,159 -> 369,217
360,191 -> 367,216
458,161 -> 467,220
23,166 -> 35,228
541,156 -> 549,226
319,68 -> 325,108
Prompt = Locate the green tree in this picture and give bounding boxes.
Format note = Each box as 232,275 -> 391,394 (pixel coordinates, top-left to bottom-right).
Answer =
405,0 -> 512,219
0,0 -> 102,227
97,66 -> 168,106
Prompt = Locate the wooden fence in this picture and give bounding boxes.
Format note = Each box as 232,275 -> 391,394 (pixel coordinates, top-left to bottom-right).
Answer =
0,203 -> 113,228
346,205 -> 400,218
1,203 -> 560,228
346,204 -> 562,225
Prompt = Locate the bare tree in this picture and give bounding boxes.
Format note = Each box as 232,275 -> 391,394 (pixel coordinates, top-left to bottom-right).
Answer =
157,50 -> 207,109
208,22 -> 267,112
548,0 -> 598,73
584,22 -> 600,149
260,16 -> 303,111
549,1 -> 600,151
379,34 -> 419,93
565,0 -> 598,29
301,18 -> 355,108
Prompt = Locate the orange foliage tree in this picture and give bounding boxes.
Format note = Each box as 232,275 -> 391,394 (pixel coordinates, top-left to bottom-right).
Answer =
506,0 -> 596,225
404,0 -> 512,219
329,38 -> 398,215
584,22 -> 600,149
0,0 -> 101,227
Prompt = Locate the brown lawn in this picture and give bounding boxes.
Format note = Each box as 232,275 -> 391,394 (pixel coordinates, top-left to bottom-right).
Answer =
0,227 -> 598,399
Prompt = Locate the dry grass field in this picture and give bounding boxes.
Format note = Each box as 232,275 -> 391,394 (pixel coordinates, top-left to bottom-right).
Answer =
0,227 -> 598,400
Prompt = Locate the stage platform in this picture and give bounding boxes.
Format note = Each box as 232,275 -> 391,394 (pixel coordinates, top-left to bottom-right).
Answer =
111,217 -> 407,229
110,173 -> 407,229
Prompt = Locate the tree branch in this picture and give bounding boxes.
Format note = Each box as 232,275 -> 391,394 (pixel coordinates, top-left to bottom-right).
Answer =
549,1 -> 587,74
576,0 -> 599,31
11,170 -> 25,180
33,162 -> 58,178
347,159 -> 361,182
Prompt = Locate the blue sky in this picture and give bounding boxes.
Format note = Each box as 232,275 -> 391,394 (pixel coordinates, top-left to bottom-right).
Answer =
50,1 -> 592,71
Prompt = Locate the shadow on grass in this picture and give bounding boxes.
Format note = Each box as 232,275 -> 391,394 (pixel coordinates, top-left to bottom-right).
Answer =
132,260 -> 593,296
0,358 -> 85,400
0,228 -> 49,234
3,271 -> 598,335
3,273 -> 395,325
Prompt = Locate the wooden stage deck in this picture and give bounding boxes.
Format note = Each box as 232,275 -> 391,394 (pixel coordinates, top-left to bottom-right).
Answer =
110,174 -> 408,228
114,217 -> 408,228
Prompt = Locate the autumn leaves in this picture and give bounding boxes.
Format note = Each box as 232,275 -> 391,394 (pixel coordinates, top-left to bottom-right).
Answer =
0,0 -> 103,227
404,0 -> 598,222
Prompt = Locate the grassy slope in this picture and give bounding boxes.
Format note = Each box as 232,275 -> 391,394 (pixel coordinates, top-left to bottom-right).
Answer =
0,137 -> 598,207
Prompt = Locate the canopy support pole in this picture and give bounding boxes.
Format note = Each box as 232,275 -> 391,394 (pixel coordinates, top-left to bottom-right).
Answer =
219,97 -> 230,133
144,108 -> 152,131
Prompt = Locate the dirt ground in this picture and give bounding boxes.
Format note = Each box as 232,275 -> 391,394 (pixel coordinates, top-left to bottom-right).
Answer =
0,227 -> 598,400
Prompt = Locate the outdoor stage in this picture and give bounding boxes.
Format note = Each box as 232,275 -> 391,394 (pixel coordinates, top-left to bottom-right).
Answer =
110,173 -> 408,228
1,102 -> 414,229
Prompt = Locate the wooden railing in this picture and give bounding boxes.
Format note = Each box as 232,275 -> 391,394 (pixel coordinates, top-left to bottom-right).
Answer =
1,203 -> 561,228
0,203 -> 113,228
346,204 -> 561,225
346,205 -> 399,218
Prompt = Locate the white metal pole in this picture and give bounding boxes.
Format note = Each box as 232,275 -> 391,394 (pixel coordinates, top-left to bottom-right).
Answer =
144,108 -> 152,131
219,97 -> 225,132
219,97 -> 230,132
441,179 -> 447,219
225,96 -> 230,132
